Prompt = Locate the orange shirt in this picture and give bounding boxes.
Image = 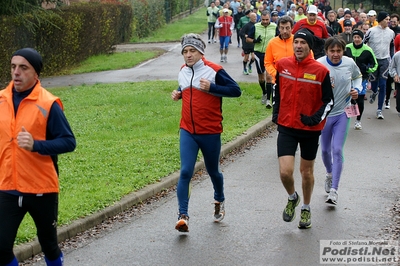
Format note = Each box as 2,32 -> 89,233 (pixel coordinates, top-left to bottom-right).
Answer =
265,35 -> 294,83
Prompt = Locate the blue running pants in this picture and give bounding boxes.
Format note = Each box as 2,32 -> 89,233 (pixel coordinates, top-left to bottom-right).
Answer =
177,129 -> 224,217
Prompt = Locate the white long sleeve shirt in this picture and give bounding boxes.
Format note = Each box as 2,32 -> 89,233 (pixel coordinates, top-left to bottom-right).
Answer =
317,56 -> 362,117
364,25 -> 395,60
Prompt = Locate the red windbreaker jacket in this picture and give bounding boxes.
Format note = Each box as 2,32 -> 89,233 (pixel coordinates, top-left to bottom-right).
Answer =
274,53 -> 334,131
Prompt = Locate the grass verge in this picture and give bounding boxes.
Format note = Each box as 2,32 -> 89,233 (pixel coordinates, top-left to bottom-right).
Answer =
54,7 -> 207,76
130,7 -> 207,43
60,50 -> 164,75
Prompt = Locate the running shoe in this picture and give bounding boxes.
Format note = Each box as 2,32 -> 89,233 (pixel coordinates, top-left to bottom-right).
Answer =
243,70 -> 249,75
376,110 -> 384,119
214,201 -> 225,222
261,94 -> 267,105
298,208 -> 312,229
248,64 -> 252,73
175,214 -> 189,232
385,100 -> 390,109
354,121 -> 362,130
325,173 -> 332,193
266,99 -> 272,109
220,56 -> 224,62
283,192 -> 300,222
369,92 -> 378,104
326,189 -> 338,205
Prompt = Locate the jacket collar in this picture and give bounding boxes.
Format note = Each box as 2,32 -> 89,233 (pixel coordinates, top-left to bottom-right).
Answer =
2,80 -> 42,100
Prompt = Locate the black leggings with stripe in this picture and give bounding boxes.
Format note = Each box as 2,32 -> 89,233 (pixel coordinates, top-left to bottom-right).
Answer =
0,192 -> 61,265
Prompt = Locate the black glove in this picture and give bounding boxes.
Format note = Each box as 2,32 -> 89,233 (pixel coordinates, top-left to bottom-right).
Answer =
359,64 -> 368,74
253,35 -> 262,43
300,114 -> 320,126
272,114 -> 278,124
213,12 -> 218,17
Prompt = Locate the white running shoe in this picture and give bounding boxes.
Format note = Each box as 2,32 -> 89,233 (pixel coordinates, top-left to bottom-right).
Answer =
376,110 -> 384,119
325,173 -> 332,193
266,99 -> 272,109
326,189 -> 338,205
261,94 -> 267,105
354,121 -> 362,130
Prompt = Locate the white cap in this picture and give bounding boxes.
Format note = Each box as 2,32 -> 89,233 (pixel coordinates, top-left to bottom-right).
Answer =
223,8 -> 229,13
307,5 -> 318,15
367,10 -> 376,16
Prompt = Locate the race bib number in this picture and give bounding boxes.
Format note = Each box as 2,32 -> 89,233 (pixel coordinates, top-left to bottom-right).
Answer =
345,104 -> 360,118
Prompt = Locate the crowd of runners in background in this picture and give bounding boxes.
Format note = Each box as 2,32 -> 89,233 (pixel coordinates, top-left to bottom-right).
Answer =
203,0 -> 399,229
206,0 -> 400,123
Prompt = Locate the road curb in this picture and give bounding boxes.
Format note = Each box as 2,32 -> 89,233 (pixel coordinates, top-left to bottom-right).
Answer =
15,117 -> 273,262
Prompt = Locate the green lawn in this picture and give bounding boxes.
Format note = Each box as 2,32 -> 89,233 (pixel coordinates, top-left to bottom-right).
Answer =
60,50 -> 164,75
130,7 -> 208,43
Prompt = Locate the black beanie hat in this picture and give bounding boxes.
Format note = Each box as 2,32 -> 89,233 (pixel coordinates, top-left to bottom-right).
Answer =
12,48 -> 43,76
352,29 -> 364,39
294,28 -> 314,49
377,11 -> 389,23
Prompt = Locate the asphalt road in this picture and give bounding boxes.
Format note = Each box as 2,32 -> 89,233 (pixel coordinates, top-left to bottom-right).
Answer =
26,32 -> 400,265
30,101 -> 400,266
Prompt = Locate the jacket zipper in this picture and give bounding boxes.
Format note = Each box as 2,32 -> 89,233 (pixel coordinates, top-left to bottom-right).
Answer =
189,67 -> 196,134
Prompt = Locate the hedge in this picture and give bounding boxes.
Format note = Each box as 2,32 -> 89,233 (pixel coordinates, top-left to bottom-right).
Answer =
0,0 -> 203,86
0,2 -> 132,86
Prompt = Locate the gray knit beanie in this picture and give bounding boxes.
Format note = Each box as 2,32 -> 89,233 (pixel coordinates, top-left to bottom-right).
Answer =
181,33 -> 206,55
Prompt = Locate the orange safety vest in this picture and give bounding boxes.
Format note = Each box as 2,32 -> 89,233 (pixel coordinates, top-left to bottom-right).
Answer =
0,80 -> 63,194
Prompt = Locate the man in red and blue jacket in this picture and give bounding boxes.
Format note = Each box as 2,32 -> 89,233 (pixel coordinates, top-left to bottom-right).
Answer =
215,8 -> 235,62
171,33 -> 241,233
